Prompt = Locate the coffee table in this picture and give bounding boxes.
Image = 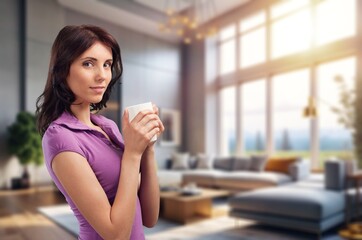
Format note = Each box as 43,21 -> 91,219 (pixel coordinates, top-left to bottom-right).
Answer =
160,188 -> 230,224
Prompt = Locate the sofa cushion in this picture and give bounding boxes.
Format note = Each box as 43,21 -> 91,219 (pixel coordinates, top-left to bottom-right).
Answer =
229,184 -> 345,220
249,155 -> 268,172
171,152 -> 190,170
213,157 -> 234,171
195,154 -> 213,169
158,169 -> 195,186
288,159 -> 311,181
216,171 -> 291,189
233,157 -> 251,171
265,157 -> 298,174
182,170 -> 225,187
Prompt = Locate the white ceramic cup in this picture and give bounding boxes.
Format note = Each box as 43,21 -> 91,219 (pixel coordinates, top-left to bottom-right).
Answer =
127,102 -> 157,142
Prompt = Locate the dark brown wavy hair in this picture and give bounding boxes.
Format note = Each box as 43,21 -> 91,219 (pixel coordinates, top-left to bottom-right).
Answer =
36,25 -> 122,136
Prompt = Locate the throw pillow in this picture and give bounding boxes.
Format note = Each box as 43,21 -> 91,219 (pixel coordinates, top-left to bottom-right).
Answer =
324,159 -> 346,191
171,152 -> 190,170
189,155 -> 198,169
232,157 -> 251,171
249,155 -> 268,172
213,157 -> 234,171
195,153 -> 213,169
164,158 -> 173,169
264,157 -> 298,174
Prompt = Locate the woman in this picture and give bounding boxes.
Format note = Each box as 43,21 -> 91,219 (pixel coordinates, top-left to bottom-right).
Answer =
36,25 -> 164,240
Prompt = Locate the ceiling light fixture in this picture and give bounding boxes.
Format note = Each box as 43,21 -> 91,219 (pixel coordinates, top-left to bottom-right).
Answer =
159,0 -> 218,44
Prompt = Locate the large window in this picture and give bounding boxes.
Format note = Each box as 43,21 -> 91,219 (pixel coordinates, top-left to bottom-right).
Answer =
273,69 -> 310,157
316,0 -> 356,45
214,0 -> 358,167
219,25 -> 236,75
239,11 -> 266,68
220,86 -> 236,155
242,79 -> 266,155
270,0 -> 309,18
317,57 -> 356,165
271,7 -> 311,59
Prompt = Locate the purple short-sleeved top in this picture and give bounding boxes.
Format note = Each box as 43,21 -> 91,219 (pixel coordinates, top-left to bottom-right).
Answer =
42,111 -> 145,240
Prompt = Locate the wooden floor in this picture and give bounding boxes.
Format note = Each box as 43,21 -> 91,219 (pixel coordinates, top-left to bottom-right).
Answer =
0,185 -> 77,240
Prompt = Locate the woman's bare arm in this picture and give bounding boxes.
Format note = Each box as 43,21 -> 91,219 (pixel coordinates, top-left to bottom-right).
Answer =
138,148 -> 160,227
53,150 -> 141,240
138,104 -> 164,227
52,109 -> 161,240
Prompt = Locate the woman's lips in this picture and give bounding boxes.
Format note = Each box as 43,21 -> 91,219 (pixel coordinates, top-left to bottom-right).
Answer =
90,86 -> 105,94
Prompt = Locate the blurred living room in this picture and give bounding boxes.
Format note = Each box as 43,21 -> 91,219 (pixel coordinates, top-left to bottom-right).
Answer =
1,0 -> 362,239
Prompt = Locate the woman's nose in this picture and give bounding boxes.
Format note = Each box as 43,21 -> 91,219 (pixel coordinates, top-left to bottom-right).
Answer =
96,66 -> 106,82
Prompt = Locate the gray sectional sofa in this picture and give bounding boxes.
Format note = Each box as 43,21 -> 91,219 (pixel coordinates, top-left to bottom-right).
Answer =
183,170 -> 292,191
157,155 -> 311,192
158,153 -> 355,235
228,159 -> 353,234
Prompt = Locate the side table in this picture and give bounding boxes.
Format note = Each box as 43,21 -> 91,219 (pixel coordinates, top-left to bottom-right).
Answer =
339,171 -> 362,239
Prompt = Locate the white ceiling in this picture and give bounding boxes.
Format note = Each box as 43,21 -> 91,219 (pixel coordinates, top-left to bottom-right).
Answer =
134,0 -> 191,13
135,0 -> 250,23
57,0 -> 250,43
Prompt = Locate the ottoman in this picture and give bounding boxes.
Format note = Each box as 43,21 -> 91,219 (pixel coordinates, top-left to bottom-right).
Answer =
229,160 -> 350,234
228,174 -> 345,233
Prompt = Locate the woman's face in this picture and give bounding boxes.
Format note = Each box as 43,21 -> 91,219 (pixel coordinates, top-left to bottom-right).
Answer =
66,41 -> 113,106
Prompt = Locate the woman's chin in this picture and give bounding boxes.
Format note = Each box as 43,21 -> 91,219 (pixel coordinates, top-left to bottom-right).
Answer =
91,97 -> 104,104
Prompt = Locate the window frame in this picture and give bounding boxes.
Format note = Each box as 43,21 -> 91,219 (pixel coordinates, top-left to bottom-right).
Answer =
213,0 -> 358,169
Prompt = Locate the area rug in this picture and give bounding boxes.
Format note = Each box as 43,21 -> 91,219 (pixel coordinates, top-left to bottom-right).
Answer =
38,204 -> 341,240
146,218 -> 342,240
38,204 -> 79,236
37,204 -> 181,237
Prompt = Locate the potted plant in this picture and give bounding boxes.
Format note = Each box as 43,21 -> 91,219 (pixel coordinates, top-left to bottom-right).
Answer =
332,75 -> 362,168
6,111 -> 42,189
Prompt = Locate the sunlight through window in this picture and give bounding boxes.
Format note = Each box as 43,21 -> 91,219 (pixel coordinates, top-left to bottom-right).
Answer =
220,86 -> 236,156
215,0 -> 359,168
271,0 -> 309,19
220,40 -> 236,75
240,11 -> 266,68
273,69 -> 310,157
219,24 -> 236,41
240,29 -> 266,68
316,0 -> 356,45
240,11 -> 265,32
242,79 -> 266,155
219,25 -> 236,75
272,9 -> 312,59
317,57 -> 356,165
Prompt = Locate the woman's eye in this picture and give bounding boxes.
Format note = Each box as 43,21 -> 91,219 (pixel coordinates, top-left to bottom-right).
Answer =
83,61 -> 93,67
104,62 -> 112,68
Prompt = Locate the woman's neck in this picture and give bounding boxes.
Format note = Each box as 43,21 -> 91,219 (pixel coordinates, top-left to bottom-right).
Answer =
70,104 -> 93,128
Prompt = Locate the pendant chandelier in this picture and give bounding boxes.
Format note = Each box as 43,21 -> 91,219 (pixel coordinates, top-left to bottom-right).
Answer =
159,0 -> 218,44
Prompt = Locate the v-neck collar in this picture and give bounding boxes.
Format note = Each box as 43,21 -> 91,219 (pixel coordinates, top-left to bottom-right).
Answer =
53,111 -> 124,150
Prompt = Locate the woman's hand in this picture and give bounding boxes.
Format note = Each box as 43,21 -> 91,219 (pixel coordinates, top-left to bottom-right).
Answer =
122,103 -> 164,156
147,104 -> 164,148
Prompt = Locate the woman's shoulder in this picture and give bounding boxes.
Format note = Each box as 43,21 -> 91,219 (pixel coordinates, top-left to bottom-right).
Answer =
42,121 -> 87,165
43,123 -> 78,143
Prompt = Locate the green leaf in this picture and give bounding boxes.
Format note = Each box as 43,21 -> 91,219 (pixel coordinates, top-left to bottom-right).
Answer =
6,111 -> 43,167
